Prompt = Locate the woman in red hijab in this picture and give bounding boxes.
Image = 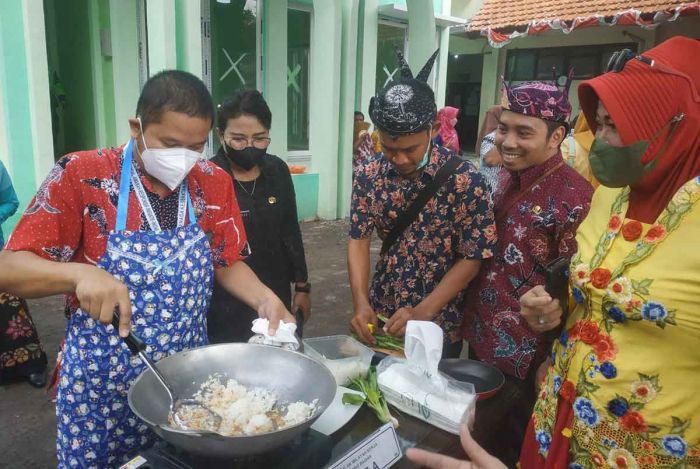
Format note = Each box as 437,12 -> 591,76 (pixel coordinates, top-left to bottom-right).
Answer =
402,37 -> 700,469
516,36 -> 700,469
435,106 -> 460,153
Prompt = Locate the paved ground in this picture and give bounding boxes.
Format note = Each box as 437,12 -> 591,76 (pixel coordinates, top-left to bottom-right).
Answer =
0,219 -> 375,468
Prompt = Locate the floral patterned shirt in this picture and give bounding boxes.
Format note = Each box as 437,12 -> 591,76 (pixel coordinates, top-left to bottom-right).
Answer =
6,145 -> 247,316
463,154 -> 593,378
350,145 -> 496,343
531,179 -> 700,468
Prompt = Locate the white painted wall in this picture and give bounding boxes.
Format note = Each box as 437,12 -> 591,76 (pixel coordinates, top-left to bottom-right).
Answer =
22,0 -> 54,187
110,0 -> 142,143
358,0 -> 378,118
310,0 -> 342,219
450,0 -> 483,19
337,0 -> 360,218
406,0 -> 437,76
87,0 -> 108,147
178,0 -> 204,78
147,0 -> 177,74
262,0 -> 288,159
435,27 -> 450,106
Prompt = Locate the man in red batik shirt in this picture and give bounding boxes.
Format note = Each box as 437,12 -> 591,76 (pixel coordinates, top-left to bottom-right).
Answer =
461,76 -> 593,467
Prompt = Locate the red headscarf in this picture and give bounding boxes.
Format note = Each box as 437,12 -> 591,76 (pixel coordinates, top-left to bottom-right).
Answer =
436,106 -> 460,153
578,36 -> 700,223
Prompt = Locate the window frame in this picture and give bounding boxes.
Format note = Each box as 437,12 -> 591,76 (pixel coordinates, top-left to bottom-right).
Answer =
200,0 -> 263,157
287,2 -> 313,156
375,19 -> 409,93
505,43 -> 638,82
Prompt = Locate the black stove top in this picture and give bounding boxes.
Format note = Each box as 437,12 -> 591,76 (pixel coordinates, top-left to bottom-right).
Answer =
134,430 -> 335,469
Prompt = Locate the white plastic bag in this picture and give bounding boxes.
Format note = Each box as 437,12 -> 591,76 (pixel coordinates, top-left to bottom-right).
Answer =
376,321 -> 476,434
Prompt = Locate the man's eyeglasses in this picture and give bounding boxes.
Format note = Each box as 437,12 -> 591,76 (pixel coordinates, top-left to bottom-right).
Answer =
605,48 -> 699,102
225,136 -> 272,150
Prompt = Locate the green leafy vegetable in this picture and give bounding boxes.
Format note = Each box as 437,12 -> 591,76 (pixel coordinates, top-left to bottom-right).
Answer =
352,332 -> 404,351
376,313 -> 390,323
342,366 -> 398,427
373,334 -> 404,351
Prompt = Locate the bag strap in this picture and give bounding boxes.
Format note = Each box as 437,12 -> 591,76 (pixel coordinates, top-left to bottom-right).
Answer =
380,156 -> 463,256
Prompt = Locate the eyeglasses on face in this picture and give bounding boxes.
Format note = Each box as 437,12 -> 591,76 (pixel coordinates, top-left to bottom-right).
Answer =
225,136 -> 272,150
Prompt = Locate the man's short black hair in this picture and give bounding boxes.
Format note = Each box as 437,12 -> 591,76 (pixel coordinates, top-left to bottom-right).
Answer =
217,89 -> 272,132
544,120 -> 569,146
136,70 -> 214,130
354,111 -> 365,119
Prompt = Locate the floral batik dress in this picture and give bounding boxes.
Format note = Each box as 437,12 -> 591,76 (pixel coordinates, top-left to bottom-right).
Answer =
528,176 -> 700,469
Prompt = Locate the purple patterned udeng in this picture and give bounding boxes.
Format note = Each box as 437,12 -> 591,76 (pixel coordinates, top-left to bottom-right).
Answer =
501,79 -> 572,124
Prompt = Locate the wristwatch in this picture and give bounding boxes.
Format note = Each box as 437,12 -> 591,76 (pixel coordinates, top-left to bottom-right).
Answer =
294,282 -> 311,293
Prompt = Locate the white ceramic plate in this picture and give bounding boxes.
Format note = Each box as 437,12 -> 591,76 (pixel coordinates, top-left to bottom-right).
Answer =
311,386 -> 364,436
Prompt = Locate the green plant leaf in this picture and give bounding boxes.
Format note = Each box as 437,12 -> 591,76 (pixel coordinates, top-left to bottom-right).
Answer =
376,313 -> 390,323
670,417 -> 690,435
342,393 -> 367,406
646,425 -> 661,434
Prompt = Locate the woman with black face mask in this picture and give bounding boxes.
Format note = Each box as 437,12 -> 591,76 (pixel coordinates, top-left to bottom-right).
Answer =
209,90 -> 311,342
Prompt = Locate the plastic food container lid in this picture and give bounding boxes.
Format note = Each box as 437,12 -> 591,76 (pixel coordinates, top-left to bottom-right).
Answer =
303,335 -> 374,385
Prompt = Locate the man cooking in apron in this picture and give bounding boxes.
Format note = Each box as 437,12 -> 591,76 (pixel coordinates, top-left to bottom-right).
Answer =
0,70 -> 294,468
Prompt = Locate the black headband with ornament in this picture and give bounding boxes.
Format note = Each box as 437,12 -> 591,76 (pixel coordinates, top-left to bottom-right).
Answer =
369,49 -> 440,135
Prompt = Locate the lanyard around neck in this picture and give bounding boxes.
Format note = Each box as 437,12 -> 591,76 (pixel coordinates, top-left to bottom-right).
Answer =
115,139 -> 196,232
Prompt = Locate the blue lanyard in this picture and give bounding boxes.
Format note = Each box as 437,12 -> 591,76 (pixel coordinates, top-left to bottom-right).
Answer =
115,139 -> 196,232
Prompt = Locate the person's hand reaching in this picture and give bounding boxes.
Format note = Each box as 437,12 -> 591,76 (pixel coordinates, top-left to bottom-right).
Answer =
405,424 -> 507,469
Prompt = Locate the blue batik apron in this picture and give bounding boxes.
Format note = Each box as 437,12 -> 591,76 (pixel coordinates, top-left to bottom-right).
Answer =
56,140 -> 213,468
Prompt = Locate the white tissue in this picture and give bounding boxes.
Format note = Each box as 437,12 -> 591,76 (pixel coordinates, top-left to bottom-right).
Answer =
404,320 -> 444,377
250,318 -> 299,347
377,320 -> 475,434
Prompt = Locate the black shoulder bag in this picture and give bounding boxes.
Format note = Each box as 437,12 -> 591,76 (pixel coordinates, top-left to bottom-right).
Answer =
380,156 -> 463,256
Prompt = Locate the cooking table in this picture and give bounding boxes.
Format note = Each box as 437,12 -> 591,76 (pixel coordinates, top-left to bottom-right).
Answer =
134,378 -> 519,469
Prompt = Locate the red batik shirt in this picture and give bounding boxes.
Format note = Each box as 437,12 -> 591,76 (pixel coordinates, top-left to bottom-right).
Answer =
5,145 -> 247,316
462,154 -> 593,379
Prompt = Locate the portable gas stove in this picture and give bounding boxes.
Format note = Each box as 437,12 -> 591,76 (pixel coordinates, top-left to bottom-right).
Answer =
131,429 -> 334,469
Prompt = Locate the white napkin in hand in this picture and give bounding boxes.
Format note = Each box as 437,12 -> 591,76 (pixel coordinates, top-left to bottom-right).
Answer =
250,318 -> 299,347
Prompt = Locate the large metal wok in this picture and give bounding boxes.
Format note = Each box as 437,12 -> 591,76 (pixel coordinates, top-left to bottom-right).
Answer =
127,343 -> 336,459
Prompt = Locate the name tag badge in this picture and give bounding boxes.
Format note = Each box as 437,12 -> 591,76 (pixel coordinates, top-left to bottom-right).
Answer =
328,423 -> 402,469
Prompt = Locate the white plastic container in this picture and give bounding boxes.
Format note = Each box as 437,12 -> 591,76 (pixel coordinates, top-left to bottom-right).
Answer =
303,335 -> 374,386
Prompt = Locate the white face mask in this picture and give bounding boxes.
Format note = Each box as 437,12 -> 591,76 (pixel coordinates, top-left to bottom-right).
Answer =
137,117 -> 203,191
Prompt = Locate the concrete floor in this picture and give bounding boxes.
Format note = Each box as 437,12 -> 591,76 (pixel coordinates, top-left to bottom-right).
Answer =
0,219 -> 367,468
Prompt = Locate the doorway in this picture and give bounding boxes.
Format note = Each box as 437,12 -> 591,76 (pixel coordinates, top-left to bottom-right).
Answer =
445,54 -> 483,156
44,0 -> 101,160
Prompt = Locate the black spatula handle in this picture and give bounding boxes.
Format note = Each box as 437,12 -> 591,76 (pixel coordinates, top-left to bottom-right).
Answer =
112,312 -> 146,355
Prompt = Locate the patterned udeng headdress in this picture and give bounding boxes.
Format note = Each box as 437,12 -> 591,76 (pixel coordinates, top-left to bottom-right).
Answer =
501,69 -> 575,126
369,49 -> 440,135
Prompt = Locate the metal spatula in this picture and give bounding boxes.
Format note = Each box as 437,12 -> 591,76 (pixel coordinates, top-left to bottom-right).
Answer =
111,313 -> 222,431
